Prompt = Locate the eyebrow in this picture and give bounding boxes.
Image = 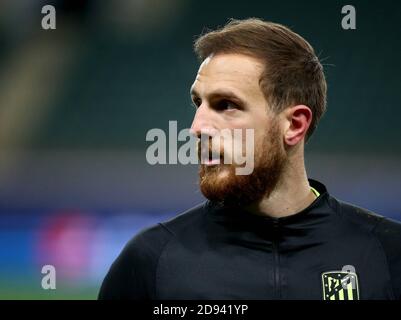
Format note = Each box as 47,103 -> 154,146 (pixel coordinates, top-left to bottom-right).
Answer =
190,88 -> 246,105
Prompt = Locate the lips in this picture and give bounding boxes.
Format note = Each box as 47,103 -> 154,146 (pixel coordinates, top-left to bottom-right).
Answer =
203,157 -> 221,165
199,145 -> 222,165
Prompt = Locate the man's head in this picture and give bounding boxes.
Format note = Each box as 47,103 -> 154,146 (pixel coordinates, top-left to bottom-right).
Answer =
190,18 -> 327,206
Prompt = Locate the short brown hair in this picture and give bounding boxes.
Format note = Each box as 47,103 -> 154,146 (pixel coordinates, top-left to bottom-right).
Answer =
194,18 -> 327,142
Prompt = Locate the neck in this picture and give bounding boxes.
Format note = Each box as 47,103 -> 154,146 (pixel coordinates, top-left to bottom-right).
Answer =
246,151 -> 316,219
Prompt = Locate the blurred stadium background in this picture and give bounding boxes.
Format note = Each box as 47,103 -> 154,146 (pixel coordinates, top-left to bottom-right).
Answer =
0,0 -> 400,299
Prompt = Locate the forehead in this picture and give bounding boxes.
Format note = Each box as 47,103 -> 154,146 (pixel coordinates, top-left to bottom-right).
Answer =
190,53 -> 265,97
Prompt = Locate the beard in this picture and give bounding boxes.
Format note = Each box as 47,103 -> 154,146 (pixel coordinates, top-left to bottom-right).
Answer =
198,123 -> 287,207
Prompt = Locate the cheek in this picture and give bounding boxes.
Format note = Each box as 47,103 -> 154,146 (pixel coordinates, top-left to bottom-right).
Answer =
227,115 -> 269,154
219,116 -> 247,130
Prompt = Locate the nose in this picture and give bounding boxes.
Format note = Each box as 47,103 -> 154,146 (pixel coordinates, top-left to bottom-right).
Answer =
189,104 -> 216,138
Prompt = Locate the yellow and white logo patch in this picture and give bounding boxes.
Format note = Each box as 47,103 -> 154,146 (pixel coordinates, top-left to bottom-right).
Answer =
322,271 -> 359,300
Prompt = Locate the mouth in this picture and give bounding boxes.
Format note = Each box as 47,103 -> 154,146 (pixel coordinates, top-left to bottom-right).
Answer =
202,157 -> 221,166
200,148 -> 222,166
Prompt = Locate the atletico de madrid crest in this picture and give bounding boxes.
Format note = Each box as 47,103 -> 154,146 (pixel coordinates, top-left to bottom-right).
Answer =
322,271 -> 360,300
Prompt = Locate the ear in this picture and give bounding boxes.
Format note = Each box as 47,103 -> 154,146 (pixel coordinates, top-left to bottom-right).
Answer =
282,105 -> 313,146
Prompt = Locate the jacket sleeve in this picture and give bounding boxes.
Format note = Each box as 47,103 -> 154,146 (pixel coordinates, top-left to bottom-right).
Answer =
373,217 -> 401,300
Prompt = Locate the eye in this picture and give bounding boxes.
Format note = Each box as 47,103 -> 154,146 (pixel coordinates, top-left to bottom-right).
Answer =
215,99 -> 238,111
191,97 -> 201,109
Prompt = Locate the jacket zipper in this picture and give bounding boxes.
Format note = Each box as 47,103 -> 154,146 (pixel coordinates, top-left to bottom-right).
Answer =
272,219 -> 281,299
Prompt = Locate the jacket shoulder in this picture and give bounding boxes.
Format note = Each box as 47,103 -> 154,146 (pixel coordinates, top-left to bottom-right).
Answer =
329,197 -> 384,232
98,222 -> 173,299
98,202 -> 207,299
331,197 -> 401,299
159,201 -> 208,235
372,216 -> 401,299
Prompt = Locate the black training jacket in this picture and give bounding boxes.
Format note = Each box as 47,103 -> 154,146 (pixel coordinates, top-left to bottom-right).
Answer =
98,179 -> 401,300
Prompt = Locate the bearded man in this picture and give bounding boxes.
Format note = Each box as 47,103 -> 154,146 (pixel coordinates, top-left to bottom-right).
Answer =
99,18 -> 401,300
